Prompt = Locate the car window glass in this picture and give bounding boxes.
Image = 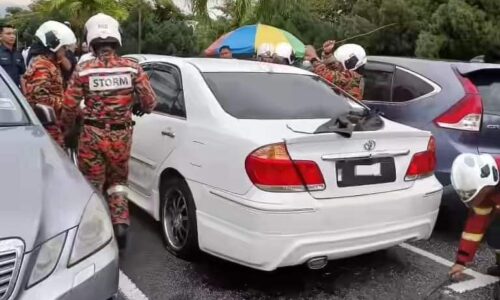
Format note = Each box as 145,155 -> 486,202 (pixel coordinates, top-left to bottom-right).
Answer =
392,68 -> 434,102
470,71 -> 500,115
0,77 -> 29,126
363,69 -> 393,102
149,68 -> 185,117
203,72 -> 354,120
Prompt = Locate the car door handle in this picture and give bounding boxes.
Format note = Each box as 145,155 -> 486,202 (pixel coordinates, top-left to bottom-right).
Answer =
161,130 -> 175,138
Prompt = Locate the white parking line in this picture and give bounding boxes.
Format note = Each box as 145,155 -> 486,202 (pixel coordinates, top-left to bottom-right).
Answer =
400,243 -> 499,293
119,269 -> 149,300
117,244 -> 497,299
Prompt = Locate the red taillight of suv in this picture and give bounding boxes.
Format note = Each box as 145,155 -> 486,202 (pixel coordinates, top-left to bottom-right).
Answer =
245,143 -> 325,192
405,137 -> 437,181
434,73 -> 482,132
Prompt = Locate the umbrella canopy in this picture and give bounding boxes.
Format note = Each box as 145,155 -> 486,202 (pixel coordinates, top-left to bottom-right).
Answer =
204,24 -> 306,58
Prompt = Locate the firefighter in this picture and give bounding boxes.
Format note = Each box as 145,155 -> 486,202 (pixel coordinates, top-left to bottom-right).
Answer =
22,21 -> 77,146
449,153 -> 500,280
304,41 -> 365,100
273,42 -> 295,65
256,43 -> 274,63
61,13 -> 157,250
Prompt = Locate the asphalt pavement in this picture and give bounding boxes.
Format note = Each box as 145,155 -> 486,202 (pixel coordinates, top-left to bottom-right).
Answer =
118,205 -> 500,300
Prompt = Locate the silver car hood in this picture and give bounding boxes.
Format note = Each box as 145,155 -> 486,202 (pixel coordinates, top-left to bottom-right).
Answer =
0,125 -> 94,251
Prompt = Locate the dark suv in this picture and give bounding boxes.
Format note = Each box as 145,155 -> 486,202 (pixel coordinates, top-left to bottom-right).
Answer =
363,56 -> 500,209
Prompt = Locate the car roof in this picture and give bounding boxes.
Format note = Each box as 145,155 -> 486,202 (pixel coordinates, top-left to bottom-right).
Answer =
368,55 -> 500,75
124,54 -> 313,75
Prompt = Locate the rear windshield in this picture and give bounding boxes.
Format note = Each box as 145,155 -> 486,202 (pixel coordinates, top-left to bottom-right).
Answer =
0,76 -> 29,126
203,72 -> 359,119
468,70 -> 500,115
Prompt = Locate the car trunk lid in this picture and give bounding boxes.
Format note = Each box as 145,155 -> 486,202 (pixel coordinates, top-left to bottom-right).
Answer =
284,121 -> 432,199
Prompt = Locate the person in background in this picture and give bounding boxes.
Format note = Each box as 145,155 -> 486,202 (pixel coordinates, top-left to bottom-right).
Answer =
273,43 -> 295,65
256,43 -> 274,63
22,46 -> 30,67
78,42 -> 95,64
0,24 -> 25,87
219,45 -> 233,59
21,20 -> 77,146
61,21 -> 78,87
304,41 -> 365,100
61,13 -> 157,250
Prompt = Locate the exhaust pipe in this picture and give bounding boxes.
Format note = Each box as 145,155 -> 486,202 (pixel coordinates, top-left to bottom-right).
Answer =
306,256 -> 328,270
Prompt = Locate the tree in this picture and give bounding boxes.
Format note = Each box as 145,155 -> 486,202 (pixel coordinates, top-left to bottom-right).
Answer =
310,0 -> 358,23
120,1 -> 199,56
416,0 -> 494,59
33,0 -> 129,35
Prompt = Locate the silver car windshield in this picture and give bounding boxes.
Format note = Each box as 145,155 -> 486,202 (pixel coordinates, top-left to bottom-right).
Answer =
0,76 -> 29,126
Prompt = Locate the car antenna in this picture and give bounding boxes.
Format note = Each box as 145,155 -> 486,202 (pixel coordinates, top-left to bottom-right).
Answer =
316,23 -> 397,51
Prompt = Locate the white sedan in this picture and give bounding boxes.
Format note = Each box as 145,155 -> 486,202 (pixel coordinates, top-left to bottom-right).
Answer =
124,55 -> 443,271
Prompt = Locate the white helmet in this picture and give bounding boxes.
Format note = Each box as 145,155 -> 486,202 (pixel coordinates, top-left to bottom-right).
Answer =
34,21 -> 76,52
275,42 -> 294,64
451,153 -> 499,203
334,43 -> 367,71
84,13 -> 122,46
257,43 -> 274,57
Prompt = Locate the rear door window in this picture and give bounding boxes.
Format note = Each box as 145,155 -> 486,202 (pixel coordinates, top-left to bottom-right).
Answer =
362,62 -> 395,102
203,72 -> 358,120
148,64 -> 186,118
392,68 -> 435,102
469,71 -> 500,115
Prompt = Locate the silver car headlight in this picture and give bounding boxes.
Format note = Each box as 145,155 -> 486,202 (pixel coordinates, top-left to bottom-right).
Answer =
68,193 -> 113,266
27,232 -> 67,288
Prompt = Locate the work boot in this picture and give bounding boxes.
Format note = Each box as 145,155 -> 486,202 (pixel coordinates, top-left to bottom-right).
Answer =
113,224 -> 129,251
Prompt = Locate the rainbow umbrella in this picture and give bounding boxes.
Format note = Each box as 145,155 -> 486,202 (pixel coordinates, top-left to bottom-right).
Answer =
204,24 -> 306,58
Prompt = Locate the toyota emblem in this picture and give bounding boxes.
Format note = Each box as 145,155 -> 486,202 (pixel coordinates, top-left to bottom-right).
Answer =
364,140 -> 376,151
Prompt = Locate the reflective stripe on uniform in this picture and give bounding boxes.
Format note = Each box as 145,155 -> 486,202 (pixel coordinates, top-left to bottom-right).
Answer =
107,184 -> 128,195
472,206 -> 493,215
79,67 -> 138,77
462,232 -> 484,242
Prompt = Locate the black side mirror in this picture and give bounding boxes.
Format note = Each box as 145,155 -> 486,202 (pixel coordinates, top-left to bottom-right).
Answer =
33,104 -> 56,126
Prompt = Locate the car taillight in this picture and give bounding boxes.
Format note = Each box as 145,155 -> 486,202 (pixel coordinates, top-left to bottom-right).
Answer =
435,73 -> 482,131
405,137 -> 436,181
495,157 -> 500,169
245,143 -> 325,192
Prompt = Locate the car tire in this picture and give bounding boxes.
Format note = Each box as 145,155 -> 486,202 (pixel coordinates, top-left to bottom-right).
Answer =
160,176 -> 199,260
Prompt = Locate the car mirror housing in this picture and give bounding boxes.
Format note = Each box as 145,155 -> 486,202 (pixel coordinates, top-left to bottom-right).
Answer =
34,104 -> 57,126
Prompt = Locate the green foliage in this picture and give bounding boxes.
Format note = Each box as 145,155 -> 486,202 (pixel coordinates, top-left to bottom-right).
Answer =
415,0 -> 496,59
2,0 -> 500,59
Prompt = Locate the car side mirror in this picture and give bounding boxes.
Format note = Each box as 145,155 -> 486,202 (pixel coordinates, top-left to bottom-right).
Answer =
34,104 -> 56,126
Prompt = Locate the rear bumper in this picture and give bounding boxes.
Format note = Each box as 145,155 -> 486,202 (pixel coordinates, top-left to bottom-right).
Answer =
193,177 -> 442,271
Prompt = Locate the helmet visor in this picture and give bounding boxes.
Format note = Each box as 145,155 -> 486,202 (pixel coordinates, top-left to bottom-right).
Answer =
344,55 -> 359,70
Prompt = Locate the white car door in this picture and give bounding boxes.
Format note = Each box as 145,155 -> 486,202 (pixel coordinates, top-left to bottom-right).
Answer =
129,62 -> 187,199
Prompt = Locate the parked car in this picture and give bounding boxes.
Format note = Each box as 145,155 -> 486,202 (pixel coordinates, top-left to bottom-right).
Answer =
363,57 -> 500,209
0,68 -> 118,299
124,54 -> 442,271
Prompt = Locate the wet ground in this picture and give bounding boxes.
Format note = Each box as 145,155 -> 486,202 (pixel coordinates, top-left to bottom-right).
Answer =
118,205 -> 499,300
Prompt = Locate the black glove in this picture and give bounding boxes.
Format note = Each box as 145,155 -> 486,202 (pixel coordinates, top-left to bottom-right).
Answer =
132,102 -> 146,117
64,126 -> 80,150
64,117 -> 82,150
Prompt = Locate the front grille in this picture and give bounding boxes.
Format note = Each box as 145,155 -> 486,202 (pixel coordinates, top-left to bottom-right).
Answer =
0,239 -> 24,300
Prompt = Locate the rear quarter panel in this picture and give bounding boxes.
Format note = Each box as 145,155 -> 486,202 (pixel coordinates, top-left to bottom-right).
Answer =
366,58 -> 479,185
